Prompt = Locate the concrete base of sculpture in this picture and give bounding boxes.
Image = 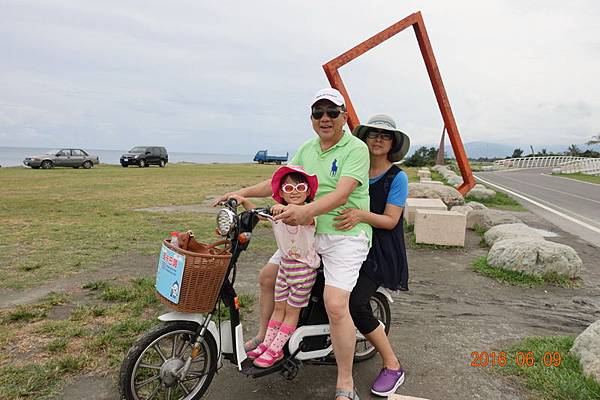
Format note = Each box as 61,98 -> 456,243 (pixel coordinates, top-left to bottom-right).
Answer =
414,209 -> 466,246
405,198 -> 447,224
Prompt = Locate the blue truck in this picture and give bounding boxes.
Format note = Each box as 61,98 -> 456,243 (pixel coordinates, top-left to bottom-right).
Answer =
253,150 -> 288,165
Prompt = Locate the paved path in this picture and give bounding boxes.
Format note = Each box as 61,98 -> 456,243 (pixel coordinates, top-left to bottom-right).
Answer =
475,168 -> 600,247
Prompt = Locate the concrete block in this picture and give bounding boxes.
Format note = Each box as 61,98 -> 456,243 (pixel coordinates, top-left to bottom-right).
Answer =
405,198 -> 447,224
414,209 -> 466,247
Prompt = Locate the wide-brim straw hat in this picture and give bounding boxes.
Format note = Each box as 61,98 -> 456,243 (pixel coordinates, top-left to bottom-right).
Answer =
271,165 -> 318,204
352,114 -> 410,162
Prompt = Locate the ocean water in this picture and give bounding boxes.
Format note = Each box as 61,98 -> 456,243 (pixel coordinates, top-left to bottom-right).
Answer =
0,146 -> 253,167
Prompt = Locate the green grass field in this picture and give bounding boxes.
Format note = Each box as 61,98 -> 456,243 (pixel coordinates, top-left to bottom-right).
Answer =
553,172 -> 600,185
0,163 -> 280,289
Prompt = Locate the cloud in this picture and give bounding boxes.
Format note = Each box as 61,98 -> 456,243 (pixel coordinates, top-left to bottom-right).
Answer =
1,0 -> 599,154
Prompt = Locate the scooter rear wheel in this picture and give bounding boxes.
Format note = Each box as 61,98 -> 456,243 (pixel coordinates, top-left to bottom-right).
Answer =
354,292 -> 391,362
119,321 -> 217,400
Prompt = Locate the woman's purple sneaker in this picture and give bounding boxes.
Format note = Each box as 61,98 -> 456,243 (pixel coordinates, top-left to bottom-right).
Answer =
370,367 -> 405,397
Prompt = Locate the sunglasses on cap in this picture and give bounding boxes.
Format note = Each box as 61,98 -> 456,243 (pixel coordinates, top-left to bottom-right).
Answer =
311,107 -> 343,120
281,182 -> 309,194
366,130 -> 394,141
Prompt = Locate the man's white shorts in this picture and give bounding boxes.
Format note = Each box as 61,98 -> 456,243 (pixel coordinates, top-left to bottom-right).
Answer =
268,231 -> 370,292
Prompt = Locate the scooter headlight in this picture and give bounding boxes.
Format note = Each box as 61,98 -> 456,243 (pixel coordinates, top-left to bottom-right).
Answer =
216,209 -> 236,236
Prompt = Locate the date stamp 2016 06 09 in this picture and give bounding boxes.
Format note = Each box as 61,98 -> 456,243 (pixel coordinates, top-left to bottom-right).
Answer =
470,351 -> 563,368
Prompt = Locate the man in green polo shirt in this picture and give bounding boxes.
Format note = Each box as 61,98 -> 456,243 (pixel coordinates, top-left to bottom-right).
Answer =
214,88 -> 370,400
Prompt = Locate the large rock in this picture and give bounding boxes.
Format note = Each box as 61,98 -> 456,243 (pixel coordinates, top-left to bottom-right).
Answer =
466,201 -> 488,210
571,319 -> 600,383
418,170 -> 431,179
441,170 -> 457,179
468,186 -> 496,200
487,238 -> 582,278
408,183 -> 465,207
450,205 -> 474,215
446,175 -> 464,186
422,180 -> 443,186
484,223 -> 545,246
467,209 -> 521,230
431,165 -> 448,173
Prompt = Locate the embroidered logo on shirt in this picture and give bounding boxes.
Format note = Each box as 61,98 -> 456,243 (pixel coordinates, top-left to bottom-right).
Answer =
330,159 -> 338,177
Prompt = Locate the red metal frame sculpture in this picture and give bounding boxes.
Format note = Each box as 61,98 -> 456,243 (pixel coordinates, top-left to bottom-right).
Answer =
322,11 -> 475,195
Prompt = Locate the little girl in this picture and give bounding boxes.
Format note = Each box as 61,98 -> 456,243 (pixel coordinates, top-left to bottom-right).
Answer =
229,165 -> 319,368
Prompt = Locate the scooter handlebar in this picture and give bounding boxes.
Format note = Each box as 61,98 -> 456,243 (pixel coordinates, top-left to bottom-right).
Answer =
253,207 -> 273,220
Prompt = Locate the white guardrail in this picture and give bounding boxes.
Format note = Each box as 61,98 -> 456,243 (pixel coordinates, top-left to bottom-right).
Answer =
493,156 -> 600,175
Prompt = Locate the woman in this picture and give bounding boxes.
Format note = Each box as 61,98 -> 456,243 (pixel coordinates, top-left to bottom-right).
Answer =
333,114 -> 410,397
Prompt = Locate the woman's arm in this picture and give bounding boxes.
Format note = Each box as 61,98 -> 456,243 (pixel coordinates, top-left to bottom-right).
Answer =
334,170 -> 408,230
334,203 -> 403,231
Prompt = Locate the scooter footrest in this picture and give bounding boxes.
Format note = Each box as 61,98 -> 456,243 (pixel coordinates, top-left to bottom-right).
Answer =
240,358 -> 286,378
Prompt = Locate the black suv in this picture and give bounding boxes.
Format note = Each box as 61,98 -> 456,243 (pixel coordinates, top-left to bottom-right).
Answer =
120,146 -> 168,168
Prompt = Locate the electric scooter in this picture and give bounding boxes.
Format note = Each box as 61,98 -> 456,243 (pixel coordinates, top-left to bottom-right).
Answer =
119,199 -> 393,400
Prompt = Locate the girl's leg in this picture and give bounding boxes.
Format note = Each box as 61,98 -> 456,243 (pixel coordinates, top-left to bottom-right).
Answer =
269,270 -> 317,353
267,303 -> 300,353
245,262 -> 278,350
247,300 -> 285,359
282,303 -> 301,328
256,263 -> 278,339
263,300 -> 286,346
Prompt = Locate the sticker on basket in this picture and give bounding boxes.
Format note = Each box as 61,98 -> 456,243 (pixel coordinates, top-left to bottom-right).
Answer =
156,244 -> 186,304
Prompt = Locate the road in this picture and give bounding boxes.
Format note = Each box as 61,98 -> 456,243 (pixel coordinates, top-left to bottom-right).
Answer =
475,168 -> 600,247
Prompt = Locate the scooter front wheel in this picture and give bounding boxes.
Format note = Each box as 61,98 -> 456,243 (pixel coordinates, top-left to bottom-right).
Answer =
119,321 -> 217,400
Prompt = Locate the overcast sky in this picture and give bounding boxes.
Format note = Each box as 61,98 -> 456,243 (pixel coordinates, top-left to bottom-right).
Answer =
1,0 -> 599,155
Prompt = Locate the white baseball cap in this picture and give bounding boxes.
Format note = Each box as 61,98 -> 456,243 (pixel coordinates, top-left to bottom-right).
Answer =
310,88 -> 345,107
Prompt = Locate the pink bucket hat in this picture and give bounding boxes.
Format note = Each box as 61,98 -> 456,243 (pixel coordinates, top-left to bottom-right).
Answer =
271,165 -> 318,204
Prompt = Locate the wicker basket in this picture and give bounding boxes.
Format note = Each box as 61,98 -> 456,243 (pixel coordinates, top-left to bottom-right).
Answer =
156,238 -> 232,313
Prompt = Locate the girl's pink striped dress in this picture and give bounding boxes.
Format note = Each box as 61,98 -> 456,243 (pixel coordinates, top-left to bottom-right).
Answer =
271,219 -> 320,308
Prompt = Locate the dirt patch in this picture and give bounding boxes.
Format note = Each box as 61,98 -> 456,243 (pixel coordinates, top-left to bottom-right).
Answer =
6,209 -> 600,400
0,253 -> 156,309
135,204 -> 218,214
46,304 -> 75,321
134,195 -> 234,214
53,376 -> 118,400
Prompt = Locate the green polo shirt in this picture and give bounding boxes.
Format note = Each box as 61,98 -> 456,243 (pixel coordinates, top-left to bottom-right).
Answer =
290,132 -> 372,242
